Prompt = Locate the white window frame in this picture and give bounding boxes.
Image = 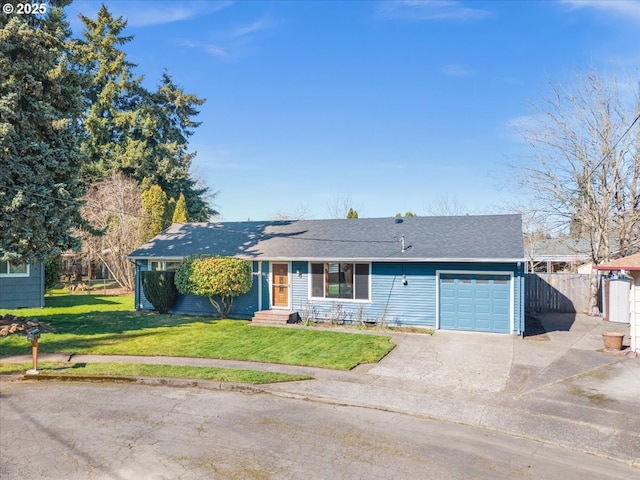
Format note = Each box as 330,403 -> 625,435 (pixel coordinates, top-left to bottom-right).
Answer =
148,260 -> 181,271
308,261 -> 372,303
0,261 -> 30,278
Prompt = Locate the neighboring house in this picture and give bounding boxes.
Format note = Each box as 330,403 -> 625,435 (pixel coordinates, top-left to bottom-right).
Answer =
129,214 -> 526,335
594,253 -> 640,354
526,237 -> 593,273
0,261 -> 45,309
526,237 -> 623,274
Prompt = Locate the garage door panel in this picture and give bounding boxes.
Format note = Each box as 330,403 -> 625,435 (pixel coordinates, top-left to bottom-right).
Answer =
475,305 -> 490,315
458,304 -> 474,314
439,273 -> 510,333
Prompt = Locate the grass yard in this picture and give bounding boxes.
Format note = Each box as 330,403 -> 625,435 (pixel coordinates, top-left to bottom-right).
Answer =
0,294 -> 394,371
0,362 -> 310,384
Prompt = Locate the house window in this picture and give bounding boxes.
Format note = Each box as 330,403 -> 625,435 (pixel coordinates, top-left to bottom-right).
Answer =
149,261 -> 181,271
310,263 -> 370,300
0,261 -> 30,277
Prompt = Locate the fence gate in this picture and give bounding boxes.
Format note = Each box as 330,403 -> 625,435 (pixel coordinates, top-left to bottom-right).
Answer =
525,273 -> 591,313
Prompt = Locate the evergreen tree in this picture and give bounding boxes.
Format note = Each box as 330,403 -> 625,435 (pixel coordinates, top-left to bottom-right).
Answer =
166,196 -> 177,225
76,7 -> 214,221
141,184 -> 168,240
0,2 -> 88,263
172,193 -> 189,223
75,4 -> 144,181
346,208 -> 359,219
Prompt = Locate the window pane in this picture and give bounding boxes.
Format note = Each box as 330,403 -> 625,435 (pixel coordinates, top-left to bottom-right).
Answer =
0,262 -> 7,274
165,262 -> 180,271
327,263 -> 353,299
311,263 -> 324,297
354,264 -> 369,300
10,263 -> 27,274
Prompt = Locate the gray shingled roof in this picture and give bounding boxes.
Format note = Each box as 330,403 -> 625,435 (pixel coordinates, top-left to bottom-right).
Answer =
128,214 -> 524,262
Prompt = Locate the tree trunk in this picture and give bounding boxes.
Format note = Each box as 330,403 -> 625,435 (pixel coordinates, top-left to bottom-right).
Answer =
589,269 -> 600,316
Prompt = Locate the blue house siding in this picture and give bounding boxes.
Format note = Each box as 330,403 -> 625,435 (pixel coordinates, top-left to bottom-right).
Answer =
290,261 -> 524,334
0,262 -> 44,309
134,259 -> 524,334
135,260 -> 260,319
260,261 -> 270,310
291,262 -> 436,327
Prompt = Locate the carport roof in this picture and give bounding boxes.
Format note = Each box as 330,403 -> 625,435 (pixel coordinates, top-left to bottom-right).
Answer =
128,214 -> 525,263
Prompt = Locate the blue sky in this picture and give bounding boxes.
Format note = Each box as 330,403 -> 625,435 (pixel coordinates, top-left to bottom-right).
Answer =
63,0 -> 640,221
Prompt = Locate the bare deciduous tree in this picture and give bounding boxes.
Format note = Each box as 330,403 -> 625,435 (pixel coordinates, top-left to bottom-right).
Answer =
77,173 -> 143,291
515,70 -> 640,314
270,204 -> 311,221
326,194 -> 362,219
424,194 -> 468,216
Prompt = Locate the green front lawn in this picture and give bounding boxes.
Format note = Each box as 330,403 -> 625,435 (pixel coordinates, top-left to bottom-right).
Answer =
0,362 -> 311,384
0,295 -> 394,371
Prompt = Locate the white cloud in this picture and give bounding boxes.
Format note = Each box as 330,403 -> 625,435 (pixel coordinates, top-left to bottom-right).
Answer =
177,16 -> 275,59
232,18 -> 274,37
560,0 -> 640,22
176,39 -> 228,58
66,1 -> 233,32
442,63 -> 476,77
116,1 -> 233,27
376,0 -> 492,21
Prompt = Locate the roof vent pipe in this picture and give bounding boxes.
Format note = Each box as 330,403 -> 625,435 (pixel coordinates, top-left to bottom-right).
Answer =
401,235 -> 405,253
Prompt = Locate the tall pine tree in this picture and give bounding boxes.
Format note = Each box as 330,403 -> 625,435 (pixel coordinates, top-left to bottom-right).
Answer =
76,6 -> 213,221
0,1 -> 88,263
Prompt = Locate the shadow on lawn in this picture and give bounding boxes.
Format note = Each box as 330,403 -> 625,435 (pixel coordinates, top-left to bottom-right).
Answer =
44,311 -> 221,335
44,295 -> 126,309
0,310 -> 225,357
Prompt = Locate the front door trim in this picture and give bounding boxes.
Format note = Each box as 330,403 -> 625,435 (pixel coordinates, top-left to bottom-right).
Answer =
270,262 -> 291,309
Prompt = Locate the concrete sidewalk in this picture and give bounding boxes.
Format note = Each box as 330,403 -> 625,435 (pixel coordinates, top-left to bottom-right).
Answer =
2,313 -> 639,467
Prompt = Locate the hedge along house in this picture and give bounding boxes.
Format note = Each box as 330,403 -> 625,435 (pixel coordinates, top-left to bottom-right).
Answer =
128,214 -> 526,334
0,260 -> 45,309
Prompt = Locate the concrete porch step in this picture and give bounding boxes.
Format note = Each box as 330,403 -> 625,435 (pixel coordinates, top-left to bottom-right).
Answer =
251,310 -> 298,326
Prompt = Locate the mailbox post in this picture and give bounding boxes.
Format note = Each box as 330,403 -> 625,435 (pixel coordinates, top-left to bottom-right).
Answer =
26,328 -> 41,375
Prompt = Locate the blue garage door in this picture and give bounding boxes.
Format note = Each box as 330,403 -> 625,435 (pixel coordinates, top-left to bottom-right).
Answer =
439,274 -> 510,333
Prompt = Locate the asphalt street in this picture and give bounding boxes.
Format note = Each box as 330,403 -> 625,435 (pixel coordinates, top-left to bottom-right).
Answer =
1,381 -> 638,480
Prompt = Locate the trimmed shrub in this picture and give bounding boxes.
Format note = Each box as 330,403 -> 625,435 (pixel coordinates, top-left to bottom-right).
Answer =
141,271 -> 179,314
174,255 -> 253,318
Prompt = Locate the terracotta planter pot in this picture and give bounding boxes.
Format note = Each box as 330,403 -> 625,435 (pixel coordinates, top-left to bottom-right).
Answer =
602,332 -> 625,351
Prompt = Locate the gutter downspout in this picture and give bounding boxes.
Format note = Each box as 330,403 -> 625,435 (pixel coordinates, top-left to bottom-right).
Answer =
520,270 -> 525,337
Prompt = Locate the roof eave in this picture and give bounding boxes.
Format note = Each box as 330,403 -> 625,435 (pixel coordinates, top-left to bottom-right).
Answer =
128,254 -> 525,263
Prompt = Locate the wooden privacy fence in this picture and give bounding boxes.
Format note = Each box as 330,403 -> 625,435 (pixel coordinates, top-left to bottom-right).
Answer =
525,273 -> 591,313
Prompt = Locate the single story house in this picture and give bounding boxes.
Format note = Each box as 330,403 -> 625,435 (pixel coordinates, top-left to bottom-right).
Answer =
0,260 -> 45,309
129,214 -> 526,334
595,253 -> 640,353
